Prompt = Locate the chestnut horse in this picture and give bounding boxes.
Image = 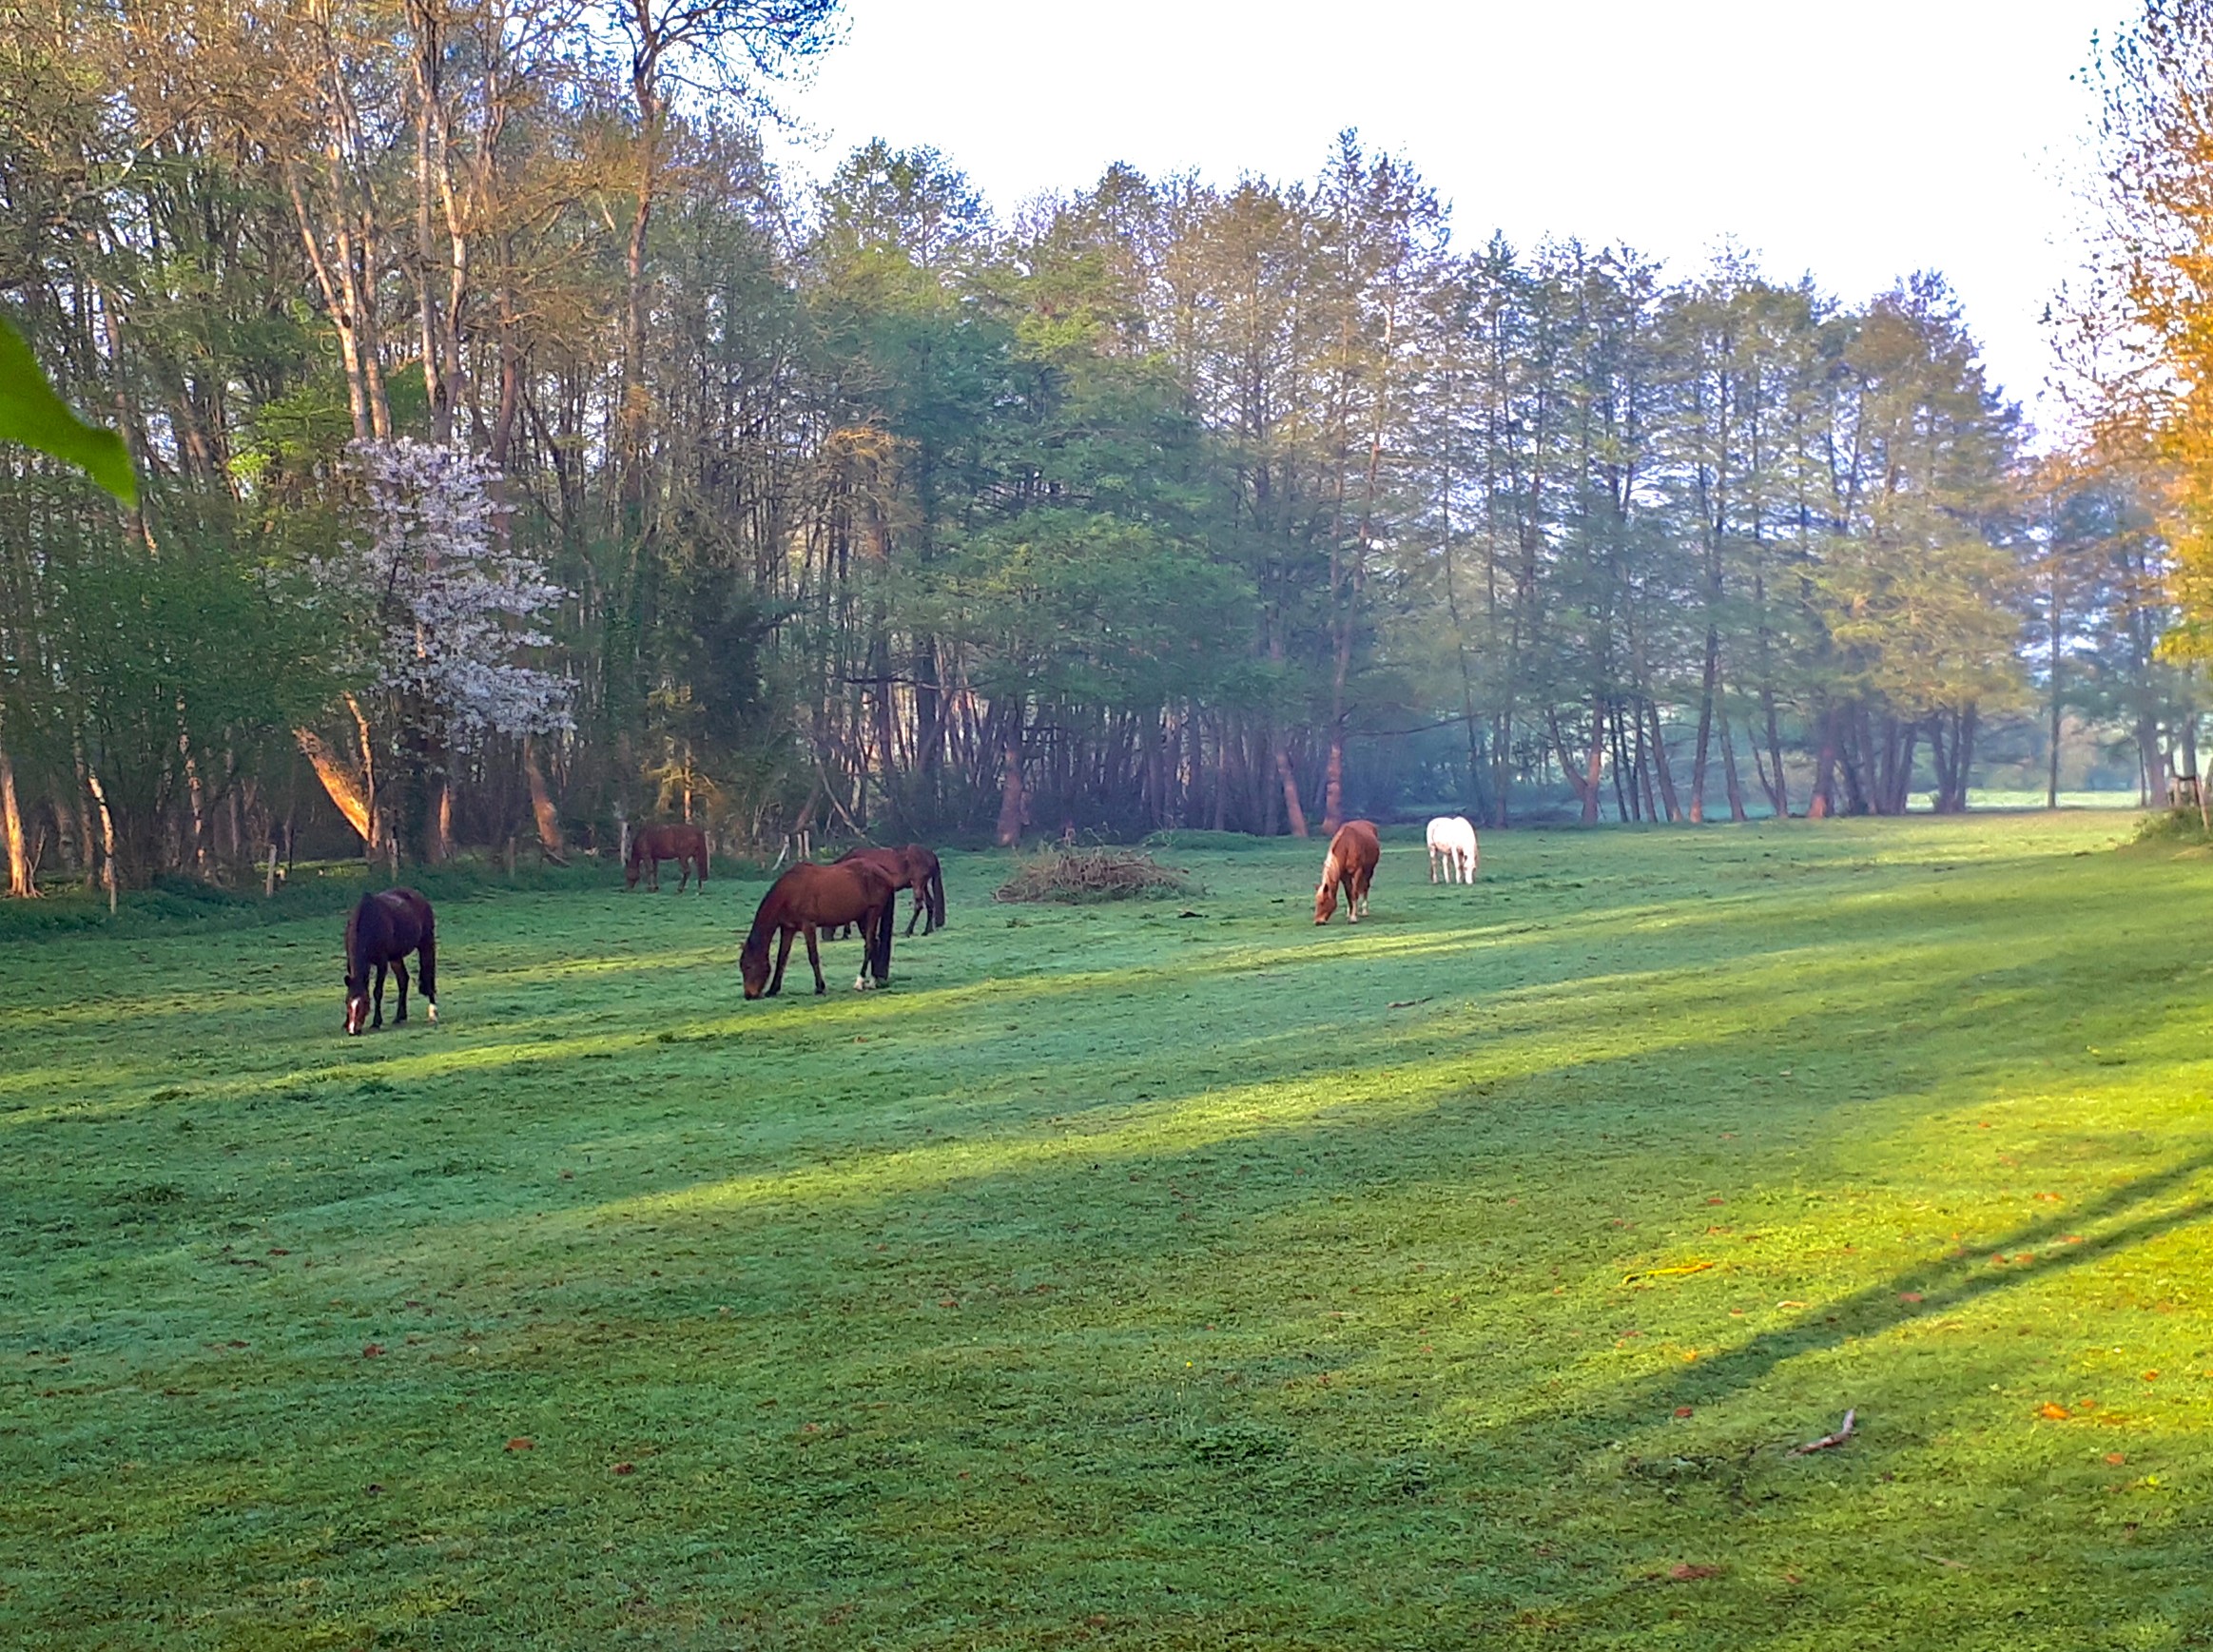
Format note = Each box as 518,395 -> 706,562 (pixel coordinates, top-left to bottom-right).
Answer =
833,843 -> 947,937
344,887 -> 437,1035
1313,819 -> 1380,924
741,861 -> 898,999
626,823 -> 709,892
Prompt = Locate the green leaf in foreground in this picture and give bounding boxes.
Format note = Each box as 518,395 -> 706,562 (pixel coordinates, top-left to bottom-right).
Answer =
0,316 -> 136,505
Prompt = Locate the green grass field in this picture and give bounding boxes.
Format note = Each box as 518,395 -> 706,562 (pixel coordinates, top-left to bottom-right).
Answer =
5,816 -> 2212,1650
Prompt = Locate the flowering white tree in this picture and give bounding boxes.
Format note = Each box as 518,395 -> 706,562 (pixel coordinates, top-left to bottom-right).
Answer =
342,438 -> 571,734
295,439 -> 570,858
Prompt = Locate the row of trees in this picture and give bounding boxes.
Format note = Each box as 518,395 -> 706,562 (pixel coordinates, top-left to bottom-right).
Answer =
0,0 -> 2200,895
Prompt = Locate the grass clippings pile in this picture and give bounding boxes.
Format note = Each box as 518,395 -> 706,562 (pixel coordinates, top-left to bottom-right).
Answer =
993,842 -> 1196,904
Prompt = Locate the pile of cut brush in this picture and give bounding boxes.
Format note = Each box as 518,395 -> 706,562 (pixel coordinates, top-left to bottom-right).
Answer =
994,843 -> 1197,904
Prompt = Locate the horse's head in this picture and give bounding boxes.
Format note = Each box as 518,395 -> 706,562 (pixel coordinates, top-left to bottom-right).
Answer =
344,974 -> 371,1035
1313,871 -> 1338,925
739,932 -> 771,999
623,853 -> 642,889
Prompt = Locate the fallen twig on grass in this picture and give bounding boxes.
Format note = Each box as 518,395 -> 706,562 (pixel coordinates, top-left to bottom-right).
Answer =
1919,1552 -> 1969,1570
1787,1409 -> 1856,1456
1620,1260 -> 1714,1287
1386,996 -> 1432,1009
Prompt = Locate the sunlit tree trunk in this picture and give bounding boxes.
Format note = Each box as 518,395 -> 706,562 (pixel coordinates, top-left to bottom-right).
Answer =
0,738 -> 33,898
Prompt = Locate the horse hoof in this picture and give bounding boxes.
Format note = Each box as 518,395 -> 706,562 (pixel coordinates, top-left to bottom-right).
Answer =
426,1003 -> 438,1024
853,975 -> 873,991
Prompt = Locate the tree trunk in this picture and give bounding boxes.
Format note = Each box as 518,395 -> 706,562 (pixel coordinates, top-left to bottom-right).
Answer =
1647,699 -> 1682,823
1761,687 -> 1789,816
1689,624 -> 1719,823
1809,708 -> 1837,819
1582,696 -> 1607,826
1948,703 -> 1979,813
82,752 -> 119,911
2047,547 -> 2064,810
295,698 -> 379,847
523,736 -> 567,862
0,737 -> 33,897
1718,710 -> 1749,823
621,70 -> 662,513
1273,736 -> 1309,839
996,714 -> 1026,847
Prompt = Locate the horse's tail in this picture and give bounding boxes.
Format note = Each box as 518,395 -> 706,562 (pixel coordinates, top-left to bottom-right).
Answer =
417,904 -> 437,1016
873,888 -> 896,983
927,857 -> 945,929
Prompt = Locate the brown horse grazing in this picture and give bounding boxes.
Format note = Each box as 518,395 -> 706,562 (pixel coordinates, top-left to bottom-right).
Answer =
832,843 -> 947,937
1313,819 -> 1380,925
740,861 -> 898,999
626,823 -> 709,892
344,887 -> 437,1035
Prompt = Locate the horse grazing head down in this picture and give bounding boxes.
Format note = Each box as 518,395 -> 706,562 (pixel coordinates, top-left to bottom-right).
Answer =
738,929 -> 774,999
1313,820 -> 1380,924
740,861 -> 898,1000
1313,853 -> 1344,924
343,887 -> 437,1035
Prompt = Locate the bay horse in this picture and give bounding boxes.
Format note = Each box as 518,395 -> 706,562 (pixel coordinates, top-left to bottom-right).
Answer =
833,843 -> 947,937
740,861 -> 898,999
344,887 -> 437,1035
626,823 -> 709,892
1426,815 -> 1480,884
1313,819 -> 1380,924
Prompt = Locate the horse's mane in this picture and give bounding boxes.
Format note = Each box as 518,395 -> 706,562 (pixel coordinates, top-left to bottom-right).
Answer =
343,891 -> 377,976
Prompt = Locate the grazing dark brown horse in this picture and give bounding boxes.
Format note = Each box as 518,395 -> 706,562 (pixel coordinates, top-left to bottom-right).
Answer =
832,843 -> 947,937
740,861 -> 897,999
1313,819 -> 1380,925
344,887 -> 437,1035
626,823 -> 709,892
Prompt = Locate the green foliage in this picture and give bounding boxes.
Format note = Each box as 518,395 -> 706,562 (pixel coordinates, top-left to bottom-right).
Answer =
8,816 -> 2209,1647
0,316 -> 134,503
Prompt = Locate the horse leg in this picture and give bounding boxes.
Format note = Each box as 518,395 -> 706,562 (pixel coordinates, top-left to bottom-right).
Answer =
805,924 -> 827,994
904,886 -> 922,937
1428,845 -> 1438,884
418,933 -> 437,1021
391,957 -> 410,1024
768,928 -> 794,996
371,961 -> 388,1029
677,855 -> 691,894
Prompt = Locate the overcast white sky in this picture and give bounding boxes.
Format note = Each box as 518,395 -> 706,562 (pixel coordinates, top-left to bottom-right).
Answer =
768,0 -> 2133,443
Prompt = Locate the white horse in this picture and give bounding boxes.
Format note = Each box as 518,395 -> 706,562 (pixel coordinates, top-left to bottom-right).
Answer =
1426,815 -> 1480,884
